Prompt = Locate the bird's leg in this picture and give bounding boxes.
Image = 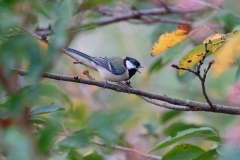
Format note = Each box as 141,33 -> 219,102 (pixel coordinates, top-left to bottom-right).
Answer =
103,79 -> 108,89
125,81 -> 132,87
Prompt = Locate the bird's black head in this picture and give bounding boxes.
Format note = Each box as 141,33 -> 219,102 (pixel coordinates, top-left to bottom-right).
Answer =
124,57 -> 143,80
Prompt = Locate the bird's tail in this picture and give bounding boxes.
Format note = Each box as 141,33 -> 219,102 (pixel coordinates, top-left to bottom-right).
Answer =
67,48 -> 91,60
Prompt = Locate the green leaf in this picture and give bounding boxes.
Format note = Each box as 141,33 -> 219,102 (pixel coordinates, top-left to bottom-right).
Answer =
83,152 -> 104,160
152,127 -> 217,151
86,112 -> 118,143
216,11 -> 239,31
144,123 -> 156,134
67,149 -> 83,160
160,110 -> 182,123
149,58 -> 165,73
58,130 -> 91,149
30,104 -> 64,116
178,45 -> 205,76
178,44 -> 213,75
235,66 -> 240,81
194,149 -> 217,160
37,123 -> 59,155
205,136 -> 222,142
28,115 -> 46,124
162,144 -> 205,160
86,108 -> 133,143
164,122 -> 202,137
4,127 -> 32,160
77,0 -> 113,12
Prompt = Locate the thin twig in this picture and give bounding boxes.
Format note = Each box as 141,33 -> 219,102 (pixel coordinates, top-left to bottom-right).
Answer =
79,7 -> 193,30
203,60 -> 214,80
171,42 -> 215,110
58,129 -> 162,160
13,68 -> 240,115
195,0 -> 221,10
93,141 -> 162,160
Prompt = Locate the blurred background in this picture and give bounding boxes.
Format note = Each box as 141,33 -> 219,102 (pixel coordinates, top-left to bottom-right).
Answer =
0,0 -> 240,159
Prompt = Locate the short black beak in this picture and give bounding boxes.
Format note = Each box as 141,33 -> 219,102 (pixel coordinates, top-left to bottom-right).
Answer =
136,66 -> 143,73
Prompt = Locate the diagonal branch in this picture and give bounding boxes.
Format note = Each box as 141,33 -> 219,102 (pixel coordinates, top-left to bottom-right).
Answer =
35,7 -> 198,35
140,96 -> 190,111
172,42 -> 216,110
93,141 -> 162,160
171,60 -> 215,110
13,68 -> 240,115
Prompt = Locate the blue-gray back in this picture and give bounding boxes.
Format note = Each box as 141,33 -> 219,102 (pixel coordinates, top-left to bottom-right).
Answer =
91,56 -> 126,75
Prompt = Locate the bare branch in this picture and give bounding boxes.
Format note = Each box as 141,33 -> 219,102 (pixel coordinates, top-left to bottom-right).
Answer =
171,39 -> 217,110
93,141 -> 162,160
79,7 -> 195,30
34,6 -> 197,35
203,60 -> 214,80
59,128 -> 162,160
13,68 -> 240,115
140,96 -> 190,111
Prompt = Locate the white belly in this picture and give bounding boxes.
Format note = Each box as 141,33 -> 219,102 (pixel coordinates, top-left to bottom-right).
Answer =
96,66 -> 129,82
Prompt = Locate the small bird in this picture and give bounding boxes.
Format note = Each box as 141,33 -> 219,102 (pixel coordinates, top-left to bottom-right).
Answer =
67,48 -> 143,87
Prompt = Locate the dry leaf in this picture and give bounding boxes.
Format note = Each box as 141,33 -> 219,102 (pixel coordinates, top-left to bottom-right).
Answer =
202,33 -> 224,45
203,33 -> 225,53
151,25 -> 191,56
212,33 -> 240,77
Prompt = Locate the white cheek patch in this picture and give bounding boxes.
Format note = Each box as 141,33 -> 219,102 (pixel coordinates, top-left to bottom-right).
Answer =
126,60 -> 136,69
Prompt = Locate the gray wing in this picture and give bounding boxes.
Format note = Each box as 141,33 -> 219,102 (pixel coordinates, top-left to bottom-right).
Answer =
91,57 -> 126,75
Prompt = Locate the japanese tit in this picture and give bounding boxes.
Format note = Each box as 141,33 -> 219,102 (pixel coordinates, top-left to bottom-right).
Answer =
67,48 -> 143,86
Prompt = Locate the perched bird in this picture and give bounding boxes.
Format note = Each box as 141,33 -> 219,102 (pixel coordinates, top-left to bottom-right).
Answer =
67,48 -> 143,87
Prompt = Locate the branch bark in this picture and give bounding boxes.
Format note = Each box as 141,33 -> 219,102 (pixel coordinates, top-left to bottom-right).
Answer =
79,7 -> 192,29
35,7 -> 197,35
93,141 -> 162,160
13,68 -> 240,115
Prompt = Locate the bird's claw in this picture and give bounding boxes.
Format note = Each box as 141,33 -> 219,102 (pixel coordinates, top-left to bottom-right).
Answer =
118,82 -> 131,93
83,70 -> 95,80
73,61 -> 82,64
74,76 -> 79,80
125,81 -> 132,87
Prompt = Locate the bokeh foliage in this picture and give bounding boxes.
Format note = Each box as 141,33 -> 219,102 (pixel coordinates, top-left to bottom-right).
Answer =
0,0 -> 240,160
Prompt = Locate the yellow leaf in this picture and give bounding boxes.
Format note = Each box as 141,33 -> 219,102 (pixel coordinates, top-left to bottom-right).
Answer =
37,40 -> 48,53
202,33 -> 224,45
203,33 -> 226,53
212,33 -> 240,77
151,25 -> 190,56
178,45 -> 205,75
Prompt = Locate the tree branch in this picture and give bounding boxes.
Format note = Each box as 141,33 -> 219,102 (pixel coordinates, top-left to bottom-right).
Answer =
79,4 -> 223,31
78,7 -> 196,30
140,96 -> 191,111
172,43 -> 216,110
58,127 -> 162,160
93,141 -> 162,160
35,7 -> 197,35
79,8 -> 192,28
13,68 -> 240,115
